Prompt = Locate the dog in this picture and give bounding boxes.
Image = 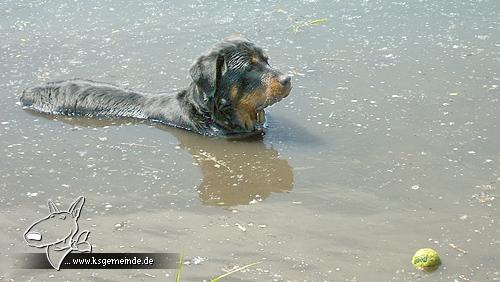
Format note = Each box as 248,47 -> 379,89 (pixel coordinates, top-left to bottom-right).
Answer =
20,36 -> 292,136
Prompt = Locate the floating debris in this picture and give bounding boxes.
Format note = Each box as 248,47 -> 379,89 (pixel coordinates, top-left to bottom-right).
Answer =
449,243 -> 468,254
309,18 -> 328,25
235,223 -> 247,232
190,256 -> 207,265
472,191 -> 495,204
289,17 -> 329,32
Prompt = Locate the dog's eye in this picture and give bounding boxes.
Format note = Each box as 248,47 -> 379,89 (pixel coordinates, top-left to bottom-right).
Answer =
259,54 -> 269,65
248,63 -> 257,71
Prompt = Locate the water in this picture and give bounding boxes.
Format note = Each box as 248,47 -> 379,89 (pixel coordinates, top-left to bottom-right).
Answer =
1,0 -> 499,281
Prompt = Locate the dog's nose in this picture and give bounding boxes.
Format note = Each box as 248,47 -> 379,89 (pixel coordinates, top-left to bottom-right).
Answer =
279,75 -> 291,86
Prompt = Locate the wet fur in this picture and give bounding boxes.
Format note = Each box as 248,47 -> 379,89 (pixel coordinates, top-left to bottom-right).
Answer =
20,36 -> 291,136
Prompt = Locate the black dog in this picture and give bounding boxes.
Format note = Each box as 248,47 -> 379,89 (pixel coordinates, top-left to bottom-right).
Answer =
20,36 -> 291,136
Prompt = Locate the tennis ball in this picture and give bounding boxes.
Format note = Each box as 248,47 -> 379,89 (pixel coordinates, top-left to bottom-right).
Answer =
412,248 -> 441,272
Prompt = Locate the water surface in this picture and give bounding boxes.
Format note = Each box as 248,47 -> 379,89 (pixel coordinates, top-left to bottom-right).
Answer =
1,0 -> 499,281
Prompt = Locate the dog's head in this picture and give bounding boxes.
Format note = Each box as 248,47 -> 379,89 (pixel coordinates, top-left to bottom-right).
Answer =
190,36 -> 291,134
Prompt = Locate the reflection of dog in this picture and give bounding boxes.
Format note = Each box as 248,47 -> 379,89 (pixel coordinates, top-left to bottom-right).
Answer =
22,111 -> 295,207
20,36 -> 291,136
24,196 -> 91,270
175,132 -> 294,206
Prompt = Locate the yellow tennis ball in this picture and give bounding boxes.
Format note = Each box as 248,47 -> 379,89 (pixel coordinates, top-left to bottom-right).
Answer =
412,248 -> 441,272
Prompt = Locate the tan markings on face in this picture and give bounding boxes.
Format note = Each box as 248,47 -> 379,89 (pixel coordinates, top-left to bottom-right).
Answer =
229,72 -> 290,131
229,85 -> 239,101
256,110 -> 265,123
232,87 -> 267,131
262,74 -> 290,106
251,54 -> 259,65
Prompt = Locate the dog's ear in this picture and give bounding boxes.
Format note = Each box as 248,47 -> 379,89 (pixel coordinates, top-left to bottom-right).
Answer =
68,196 -> 85,220
48,200 -> 59,214
214,55 -> 224,97
190,53 -> 226,96
207,54 -> 226,113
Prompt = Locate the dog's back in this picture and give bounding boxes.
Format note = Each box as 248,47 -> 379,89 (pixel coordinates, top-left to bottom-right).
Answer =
21,79 -> 147,118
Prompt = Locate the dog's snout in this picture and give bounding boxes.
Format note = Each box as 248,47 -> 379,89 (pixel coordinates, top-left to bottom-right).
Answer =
279,75 -> 291,86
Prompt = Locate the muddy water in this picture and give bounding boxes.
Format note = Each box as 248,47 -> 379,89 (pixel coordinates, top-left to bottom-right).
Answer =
1,0 -> 499,281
